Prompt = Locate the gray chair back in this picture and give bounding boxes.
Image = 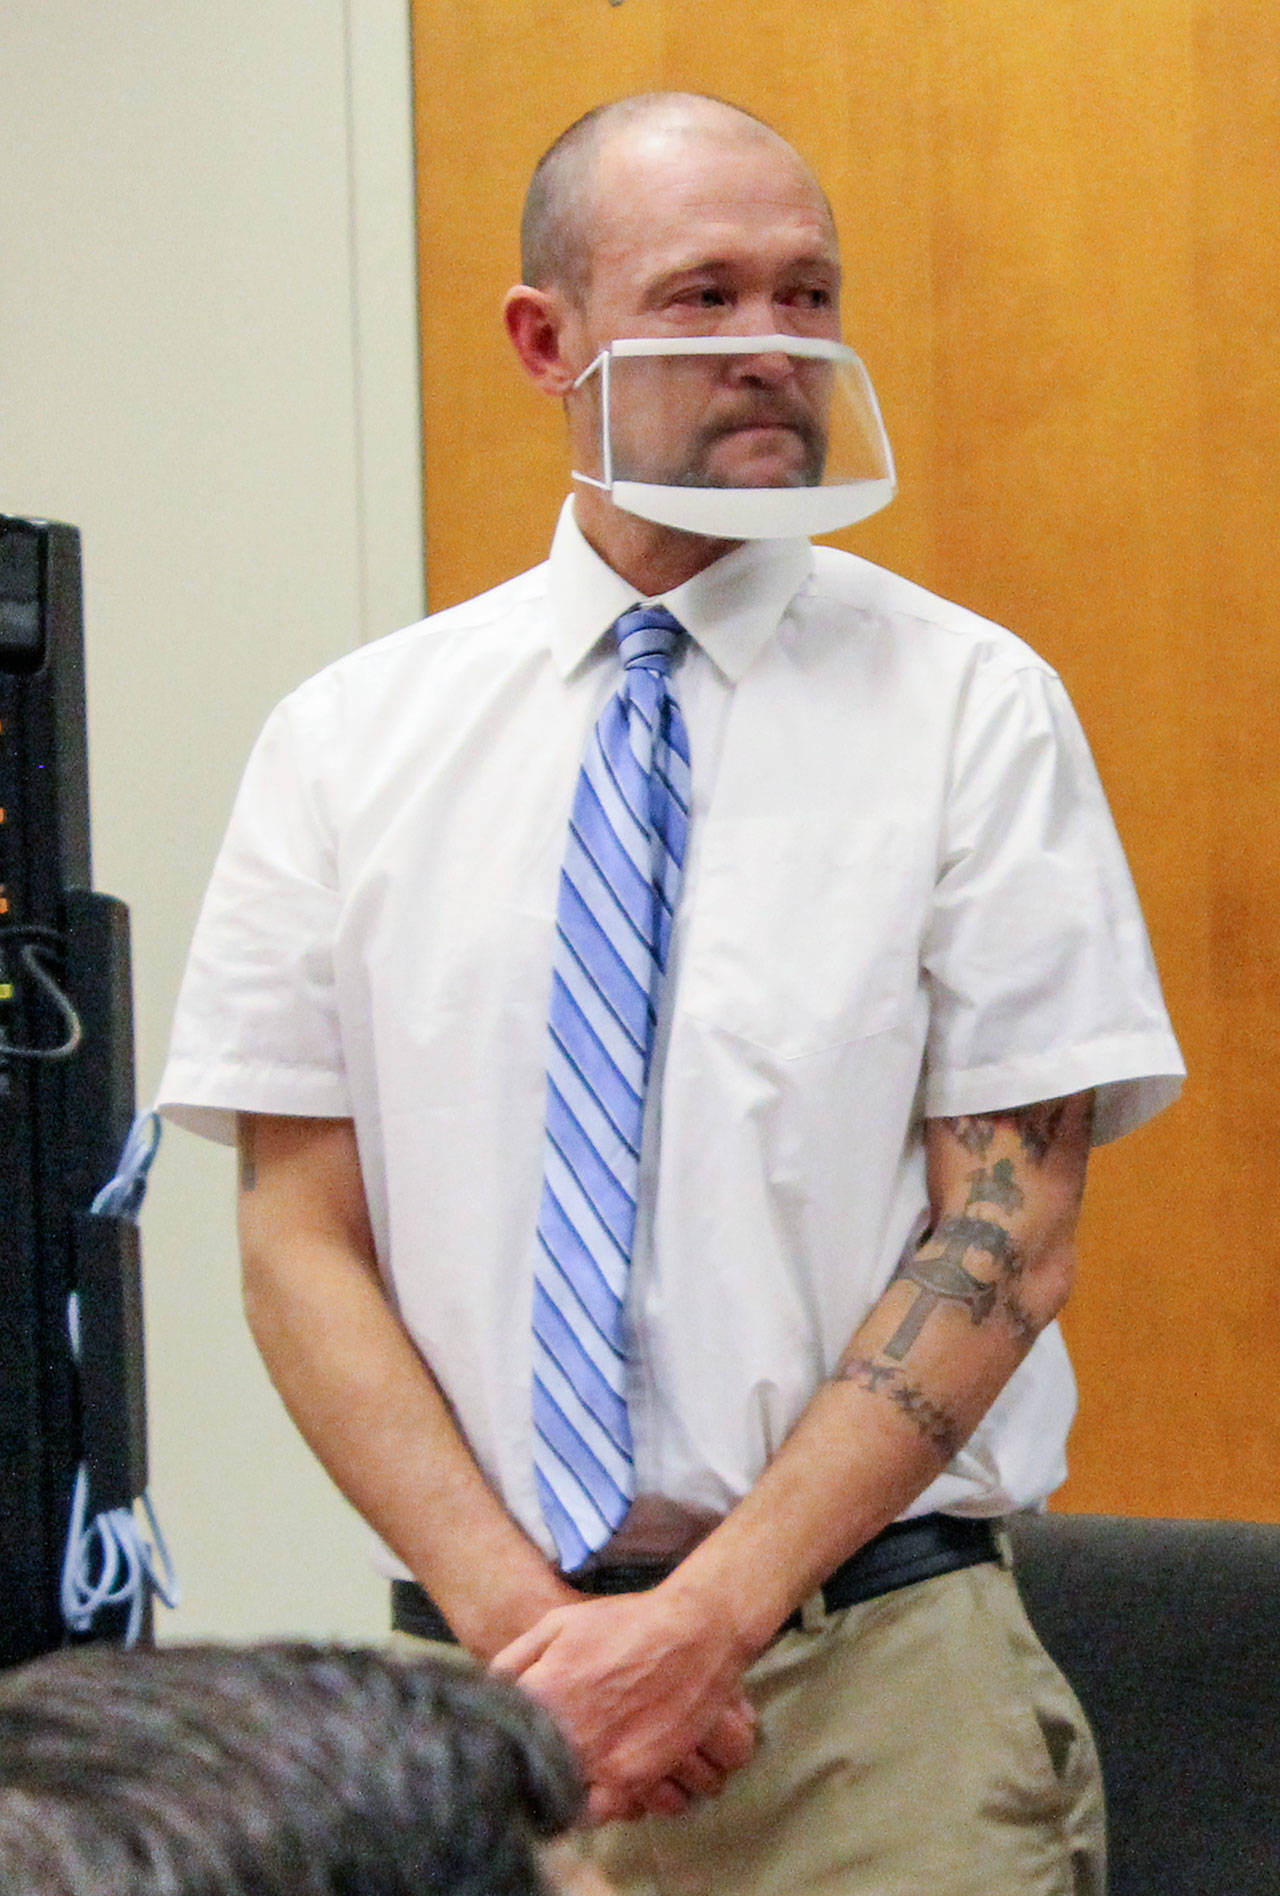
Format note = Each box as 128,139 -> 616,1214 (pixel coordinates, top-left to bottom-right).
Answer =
1008,1512 -> 1280,1896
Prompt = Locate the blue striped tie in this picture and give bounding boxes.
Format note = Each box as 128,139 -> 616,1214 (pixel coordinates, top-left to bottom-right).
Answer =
532,604 -> 691,1571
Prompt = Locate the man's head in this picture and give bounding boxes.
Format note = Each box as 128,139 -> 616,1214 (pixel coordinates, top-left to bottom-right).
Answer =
504,94 -> 845,585
518,93 -> 837,309
0,1642 -> 599,1896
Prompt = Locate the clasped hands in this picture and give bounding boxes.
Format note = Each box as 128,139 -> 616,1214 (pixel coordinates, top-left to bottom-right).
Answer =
491,1584 -> 759,1822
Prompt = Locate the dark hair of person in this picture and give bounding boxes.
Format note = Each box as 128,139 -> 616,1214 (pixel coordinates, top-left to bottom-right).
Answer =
0,1642 -> 583,1896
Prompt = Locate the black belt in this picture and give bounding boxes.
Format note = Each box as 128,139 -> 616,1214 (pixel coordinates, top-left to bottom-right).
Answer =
390,1513 -> 1001,1645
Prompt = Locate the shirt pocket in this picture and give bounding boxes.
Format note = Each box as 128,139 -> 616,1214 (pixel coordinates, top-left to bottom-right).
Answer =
677,811 -> 925,1061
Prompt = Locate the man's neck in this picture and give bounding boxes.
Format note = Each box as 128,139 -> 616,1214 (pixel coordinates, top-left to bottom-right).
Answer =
571,489 -> 740,596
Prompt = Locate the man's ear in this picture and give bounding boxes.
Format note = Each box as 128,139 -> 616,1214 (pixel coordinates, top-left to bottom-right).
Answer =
503,285 -> 582,396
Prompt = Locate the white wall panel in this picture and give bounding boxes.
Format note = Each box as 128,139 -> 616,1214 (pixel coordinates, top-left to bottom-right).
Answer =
0,0 -> 423,1639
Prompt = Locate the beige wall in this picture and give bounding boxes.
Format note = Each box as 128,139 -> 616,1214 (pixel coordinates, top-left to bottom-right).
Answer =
1,1 -> 423,1638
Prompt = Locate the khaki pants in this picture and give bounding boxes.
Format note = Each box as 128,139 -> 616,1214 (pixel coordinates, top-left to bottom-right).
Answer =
398,1555 -> 1105,1896
582,1557 -> 1104,1896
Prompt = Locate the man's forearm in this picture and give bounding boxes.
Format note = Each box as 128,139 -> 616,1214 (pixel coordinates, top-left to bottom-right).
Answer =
658,1093 -> 1095,1655
237,1114 -> 576,1659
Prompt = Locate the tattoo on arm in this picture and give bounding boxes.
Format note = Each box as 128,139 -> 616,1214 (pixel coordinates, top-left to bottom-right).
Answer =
947,1100 -> 1071,1165
949,1117 -> 995,1157
883,1214 -> 1015,1360
1001,1287 -> 1040,1351
965,1158 -> 1023,1213
831,1092 -> 1091,1461
834,1357 -> 963,1461
1008,1100 -> 1068,1161
832,1214 -> 1032,1462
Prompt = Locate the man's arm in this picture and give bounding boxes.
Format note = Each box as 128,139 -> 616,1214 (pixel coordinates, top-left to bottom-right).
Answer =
236,1112 -> 755,1816
495,1091 -> 1094,1806
236,1112 -> 580,1658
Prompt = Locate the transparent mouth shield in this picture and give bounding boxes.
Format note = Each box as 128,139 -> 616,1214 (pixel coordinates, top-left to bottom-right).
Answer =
571,335 -> 896,539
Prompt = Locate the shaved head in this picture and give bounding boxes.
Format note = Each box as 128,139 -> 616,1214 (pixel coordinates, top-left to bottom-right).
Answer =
521,92 -> 831,300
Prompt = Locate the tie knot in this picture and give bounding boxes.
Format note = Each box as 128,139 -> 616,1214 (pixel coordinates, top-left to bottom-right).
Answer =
613,604 -> 684,675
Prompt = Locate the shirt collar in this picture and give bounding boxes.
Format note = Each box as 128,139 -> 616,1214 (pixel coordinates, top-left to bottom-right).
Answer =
544,496 -> 813,684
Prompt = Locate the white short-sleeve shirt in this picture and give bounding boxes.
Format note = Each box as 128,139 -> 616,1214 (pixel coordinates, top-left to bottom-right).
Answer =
160,501 -> 1184,1564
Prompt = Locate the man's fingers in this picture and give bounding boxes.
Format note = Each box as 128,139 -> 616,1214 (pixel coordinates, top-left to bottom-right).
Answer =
664,1748 -> 727,1800
588,1744 -> 733,1824
489,1612 -> 563,1679
582,1697 -> 756,1823
639,1778 -> 692,1817
654,1703 -> 756,1803
584,1691 -> 756,1822
696,1699 -> 757,1773
587,1709 -> 755,1824
585,1783 -> 646,1825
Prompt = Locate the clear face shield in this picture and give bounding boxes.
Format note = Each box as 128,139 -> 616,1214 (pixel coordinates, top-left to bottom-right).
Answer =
571,335 -> 896,539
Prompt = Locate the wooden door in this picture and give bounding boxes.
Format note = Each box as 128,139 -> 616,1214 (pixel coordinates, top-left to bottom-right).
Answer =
412,0 -> 1280,1520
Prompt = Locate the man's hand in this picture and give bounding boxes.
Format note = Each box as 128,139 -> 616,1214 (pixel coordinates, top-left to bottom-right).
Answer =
491,1584 -> 757,1820
584,1704 -> 757,1825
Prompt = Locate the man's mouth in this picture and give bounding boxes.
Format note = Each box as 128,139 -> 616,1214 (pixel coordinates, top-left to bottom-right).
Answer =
710,409 -> 808,438
726,421 -> 801,438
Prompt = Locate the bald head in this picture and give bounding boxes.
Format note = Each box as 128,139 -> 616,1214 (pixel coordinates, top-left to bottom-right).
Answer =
521,93 -> 831,300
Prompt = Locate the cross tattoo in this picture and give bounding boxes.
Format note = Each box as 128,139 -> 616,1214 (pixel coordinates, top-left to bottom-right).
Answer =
884,1216 -> 1012,1361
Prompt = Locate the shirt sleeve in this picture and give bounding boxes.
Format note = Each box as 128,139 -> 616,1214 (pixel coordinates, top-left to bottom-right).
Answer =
921,659 -> 1184,1143
156,685 -> 352,1144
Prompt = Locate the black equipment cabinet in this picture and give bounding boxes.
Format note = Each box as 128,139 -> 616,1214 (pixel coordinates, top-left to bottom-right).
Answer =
0,516 -> 144,1666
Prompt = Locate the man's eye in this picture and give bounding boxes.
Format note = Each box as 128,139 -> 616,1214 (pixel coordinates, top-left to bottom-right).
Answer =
788,285 -> 833,308
675,286 -> 728,307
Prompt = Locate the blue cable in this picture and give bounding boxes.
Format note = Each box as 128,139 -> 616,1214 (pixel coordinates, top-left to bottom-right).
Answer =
89,1110 -> 162,1218
59,1110 -> 180,1645
59,1465 -> 178,1647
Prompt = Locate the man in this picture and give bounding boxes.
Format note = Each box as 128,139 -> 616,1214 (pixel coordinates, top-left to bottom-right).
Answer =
160,93 -> 1183,1894
0,1642 -> 604,1896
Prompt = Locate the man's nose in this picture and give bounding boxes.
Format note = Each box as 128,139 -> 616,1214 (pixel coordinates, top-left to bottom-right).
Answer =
728,349 -> 795,387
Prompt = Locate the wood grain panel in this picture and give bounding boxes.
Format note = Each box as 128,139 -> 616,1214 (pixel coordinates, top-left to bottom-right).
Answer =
412,0 -> 1280,1520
